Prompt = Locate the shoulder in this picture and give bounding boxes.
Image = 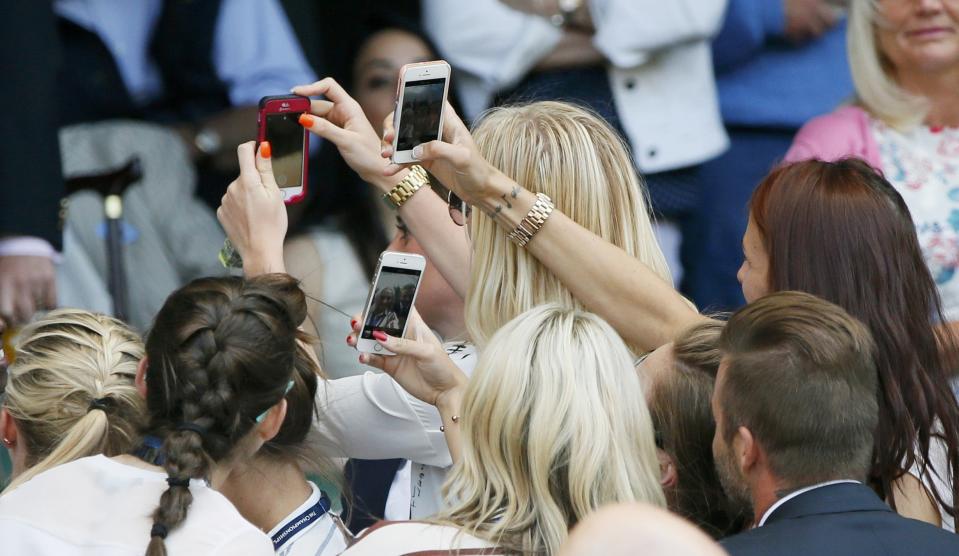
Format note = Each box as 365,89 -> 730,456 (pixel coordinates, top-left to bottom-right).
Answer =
343,521 -> 498,555
785,106 -> 879,167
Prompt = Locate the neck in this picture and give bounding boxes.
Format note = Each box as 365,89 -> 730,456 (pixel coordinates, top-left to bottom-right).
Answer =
896,65 -> 959,127
219,457 -> 313,533
748,468 -> 784,525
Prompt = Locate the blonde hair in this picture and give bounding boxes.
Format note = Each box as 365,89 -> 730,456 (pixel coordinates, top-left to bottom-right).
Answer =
848,0 -> 928,129
466,101 -> 672,348
3,309 -> 145,491
440,304 -> 666,554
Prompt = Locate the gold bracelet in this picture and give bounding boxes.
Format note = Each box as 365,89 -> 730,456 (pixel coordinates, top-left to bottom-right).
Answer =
508,193 -> 554,247
382,165 -> 429,210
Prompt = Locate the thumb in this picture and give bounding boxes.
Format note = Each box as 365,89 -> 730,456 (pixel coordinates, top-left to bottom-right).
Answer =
413,140 -> 469,169
374,332 -> 430,360
256,141 -> 279,190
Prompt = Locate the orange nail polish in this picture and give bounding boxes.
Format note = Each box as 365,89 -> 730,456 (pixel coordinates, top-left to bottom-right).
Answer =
260,141 -> 271,158
298,113 -> 315,127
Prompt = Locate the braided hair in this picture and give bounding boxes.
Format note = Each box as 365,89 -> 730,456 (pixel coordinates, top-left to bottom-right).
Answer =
142,275 -> 306,555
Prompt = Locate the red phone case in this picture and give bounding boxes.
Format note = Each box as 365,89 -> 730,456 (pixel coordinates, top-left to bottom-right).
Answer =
257,95 -> 311,204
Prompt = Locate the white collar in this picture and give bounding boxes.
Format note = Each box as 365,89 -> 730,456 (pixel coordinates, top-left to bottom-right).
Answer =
758,480 -> 861,527
267,481 -> 323,538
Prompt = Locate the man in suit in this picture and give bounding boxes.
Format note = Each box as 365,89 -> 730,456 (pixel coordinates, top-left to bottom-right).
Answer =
714,291 -> 959,555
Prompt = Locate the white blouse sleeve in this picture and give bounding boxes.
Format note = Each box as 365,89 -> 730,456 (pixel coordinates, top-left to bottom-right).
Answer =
591,0 -> 728,68
312,344 -> 478,467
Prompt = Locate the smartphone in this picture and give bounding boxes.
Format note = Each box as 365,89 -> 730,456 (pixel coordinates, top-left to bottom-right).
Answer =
356,251 -> 427,355
391,61 -> 451,164
257,95 -> 310,204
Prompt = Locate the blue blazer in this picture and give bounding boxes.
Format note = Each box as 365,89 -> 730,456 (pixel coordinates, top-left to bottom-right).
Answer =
722,482 -> 959,556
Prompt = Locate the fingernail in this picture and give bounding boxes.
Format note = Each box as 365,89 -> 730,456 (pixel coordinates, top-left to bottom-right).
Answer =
346,334 -> 353,344
372,331 -> 388,342
260,141 -> 271,159
412,145 -> 423,159
351,319 -> 358,328
359,354 -> 367,364
298,113 -> 315,127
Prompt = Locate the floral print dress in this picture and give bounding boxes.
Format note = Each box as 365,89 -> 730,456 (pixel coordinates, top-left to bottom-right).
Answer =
873,120 -> 959,321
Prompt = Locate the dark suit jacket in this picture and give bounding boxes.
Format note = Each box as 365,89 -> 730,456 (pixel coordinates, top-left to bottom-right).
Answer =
722,482 -> 959,556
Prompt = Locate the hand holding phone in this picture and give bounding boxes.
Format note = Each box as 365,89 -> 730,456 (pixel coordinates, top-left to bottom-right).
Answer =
257,95 -> 311,204
356,252 -> 427,355
391,61 -> 451,164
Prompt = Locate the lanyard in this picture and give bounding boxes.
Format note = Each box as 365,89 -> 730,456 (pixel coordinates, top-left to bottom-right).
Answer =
272,494 -> 332,551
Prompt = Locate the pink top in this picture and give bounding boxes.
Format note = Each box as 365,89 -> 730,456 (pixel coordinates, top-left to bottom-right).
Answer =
784,105 -> 881,168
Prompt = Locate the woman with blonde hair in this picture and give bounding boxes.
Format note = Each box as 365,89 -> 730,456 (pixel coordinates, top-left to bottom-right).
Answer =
343,304 -> 665,554
218,79 -> 670,524
0,309 -> 145,492
786,0 -> 959,325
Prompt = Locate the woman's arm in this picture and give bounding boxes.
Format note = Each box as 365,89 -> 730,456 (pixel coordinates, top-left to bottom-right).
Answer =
290,79 -> 472,298
381,106 -> 704,351
474,173 -> 703,350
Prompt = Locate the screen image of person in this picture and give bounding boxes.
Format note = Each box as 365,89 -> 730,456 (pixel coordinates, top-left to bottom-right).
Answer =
266,113 -> 304,188
362,269 -> 420,338
396,79 -> 445,151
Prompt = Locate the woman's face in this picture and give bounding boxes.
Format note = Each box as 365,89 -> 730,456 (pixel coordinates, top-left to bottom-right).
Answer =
374,289 -> 394,311
737,218 -> 771,303
876,0 -> 959,75
353,29 -> 434,137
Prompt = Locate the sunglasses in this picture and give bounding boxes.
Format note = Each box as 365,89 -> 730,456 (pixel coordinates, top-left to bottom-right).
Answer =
448,190 -> 472,227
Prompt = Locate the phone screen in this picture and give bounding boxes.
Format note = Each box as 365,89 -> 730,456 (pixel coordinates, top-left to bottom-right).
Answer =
396,78 -> 446,152
265,113 -> 304,188
361,266 -> 422,339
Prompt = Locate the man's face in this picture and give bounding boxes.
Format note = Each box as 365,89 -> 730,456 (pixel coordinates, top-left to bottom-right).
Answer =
712,359 -> 754,512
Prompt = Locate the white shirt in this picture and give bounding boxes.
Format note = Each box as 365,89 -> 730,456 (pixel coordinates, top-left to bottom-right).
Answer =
906,426 -> 955,532
315,342 -> 478,518
0,455 -> 273,555
758,480 -> 861,527
423,0 -> 728,173
271,482 -> 348,556
341,522 -> 497,556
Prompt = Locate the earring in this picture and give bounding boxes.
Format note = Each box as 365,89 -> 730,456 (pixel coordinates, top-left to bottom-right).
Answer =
1,437 -> 12,448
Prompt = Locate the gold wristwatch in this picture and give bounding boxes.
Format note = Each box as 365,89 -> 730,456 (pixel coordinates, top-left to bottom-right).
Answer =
382,165 -> 430,210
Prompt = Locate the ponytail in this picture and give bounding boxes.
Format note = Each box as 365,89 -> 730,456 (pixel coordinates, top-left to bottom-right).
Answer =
2,310 -> 144,493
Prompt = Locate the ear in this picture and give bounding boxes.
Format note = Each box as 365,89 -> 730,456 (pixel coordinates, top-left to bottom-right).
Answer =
657,448 -> 678,489
734,426 -> 758,474
1,407 -> 19,448
256,399 -> 287,443
135,357 -> 149,399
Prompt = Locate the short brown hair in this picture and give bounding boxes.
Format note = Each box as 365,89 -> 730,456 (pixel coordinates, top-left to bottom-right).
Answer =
717,291 -> 879,487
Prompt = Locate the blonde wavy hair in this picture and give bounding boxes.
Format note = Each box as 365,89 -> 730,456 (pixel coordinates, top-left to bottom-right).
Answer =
466,101 -> 672,348
3,309 -> 145,491
440,304 -> 666,554
848,0 -> 929,129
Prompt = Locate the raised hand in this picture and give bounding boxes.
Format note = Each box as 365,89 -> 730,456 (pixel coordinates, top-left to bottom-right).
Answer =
291,78 -> 392,190
216,141 -> 287,276
347,309 -> 468,408
380,102 -> 497,204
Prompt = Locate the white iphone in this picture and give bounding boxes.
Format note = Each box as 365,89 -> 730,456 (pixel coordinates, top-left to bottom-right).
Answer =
356,251 -> 427,355
391,61 -> 451,164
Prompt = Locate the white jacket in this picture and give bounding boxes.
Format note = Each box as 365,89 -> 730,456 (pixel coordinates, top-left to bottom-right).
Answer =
423,0 -> 729,173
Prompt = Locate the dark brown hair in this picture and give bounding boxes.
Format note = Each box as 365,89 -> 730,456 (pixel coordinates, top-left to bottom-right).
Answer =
718,291 -> 880,485
142,274 -> 307,555
750,159 -> 959,520
648,320 -> 749,538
